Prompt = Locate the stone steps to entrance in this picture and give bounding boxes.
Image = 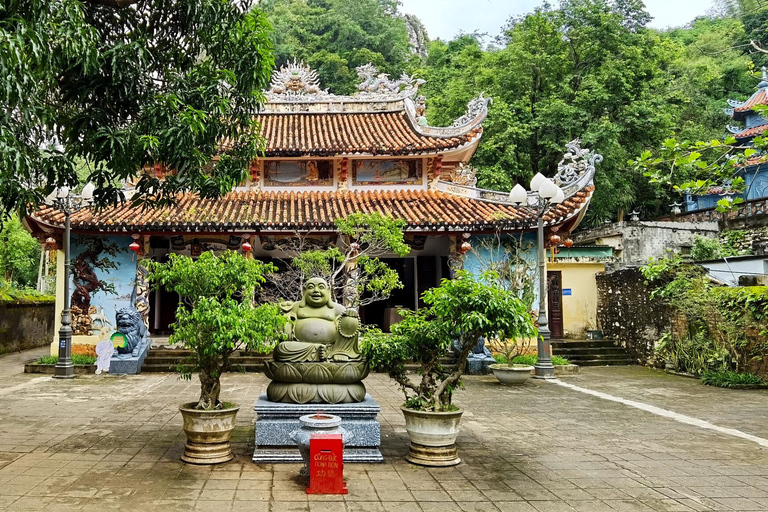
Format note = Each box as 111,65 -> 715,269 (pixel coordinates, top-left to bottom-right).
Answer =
551,339 -> 635,366
141,348 -> 272,373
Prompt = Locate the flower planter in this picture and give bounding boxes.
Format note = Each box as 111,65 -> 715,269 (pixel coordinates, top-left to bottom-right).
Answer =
401,406 -> 463,467
489,363 -> 534,385
24,362 -> 96,375
179,402 -> 240,464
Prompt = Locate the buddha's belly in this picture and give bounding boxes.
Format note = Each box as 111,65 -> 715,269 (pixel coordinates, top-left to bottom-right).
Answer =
294,319 -> 336,344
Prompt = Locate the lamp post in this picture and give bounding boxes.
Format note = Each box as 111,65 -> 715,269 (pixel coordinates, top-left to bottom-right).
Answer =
508,173 -> 564,379
45,183 -> 95,379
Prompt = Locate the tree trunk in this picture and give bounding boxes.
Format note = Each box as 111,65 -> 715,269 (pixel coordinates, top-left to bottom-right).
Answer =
197,369 -> 221,410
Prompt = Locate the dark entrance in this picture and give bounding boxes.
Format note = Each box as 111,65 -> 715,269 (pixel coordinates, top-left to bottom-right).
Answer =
361,258 -> 416,332
148,253 -> 180,335
547,270 -> 564,339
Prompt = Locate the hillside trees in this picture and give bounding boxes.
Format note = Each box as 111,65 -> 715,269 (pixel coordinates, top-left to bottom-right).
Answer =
419,0 -> 682,224
260,0 -> 413,94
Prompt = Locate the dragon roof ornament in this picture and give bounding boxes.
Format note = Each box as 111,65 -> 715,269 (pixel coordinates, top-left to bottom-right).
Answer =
452,94 -> 493,127
553,139 -> 603,190
354,63 -> 425,99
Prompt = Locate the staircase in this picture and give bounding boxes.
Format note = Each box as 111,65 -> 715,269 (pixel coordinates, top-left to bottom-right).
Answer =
551,339 -> 635,366
141,348 -> 271,373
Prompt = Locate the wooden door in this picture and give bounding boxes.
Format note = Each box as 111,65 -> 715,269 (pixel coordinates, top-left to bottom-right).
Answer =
547,270 -> 564,339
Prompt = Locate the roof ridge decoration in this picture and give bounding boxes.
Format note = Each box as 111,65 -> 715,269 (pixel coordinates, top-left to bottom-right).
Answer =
266,59 -> 334,101
354,63 -> 425,98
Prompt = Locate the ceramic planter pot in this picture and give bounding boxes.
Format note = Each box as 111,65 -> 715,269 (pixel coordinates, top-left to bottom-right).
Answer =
489,364 -> 534,385
401,406 -> 463,467
179,402 -> 240,464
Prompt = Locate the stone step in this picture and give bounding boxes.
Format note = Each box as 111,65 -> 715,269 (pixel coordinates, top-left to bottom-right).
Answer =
575,358 -> 636,366
550,340 -> 618,349
553,347 -> 628,356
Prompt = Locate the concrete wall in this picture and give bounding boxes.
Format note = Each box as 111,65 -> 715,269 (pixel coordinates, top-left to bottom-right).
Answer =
549,262 -> 604,339
573,220 -> 719,266
0,300 -> 55,354
595,267 -> 670,364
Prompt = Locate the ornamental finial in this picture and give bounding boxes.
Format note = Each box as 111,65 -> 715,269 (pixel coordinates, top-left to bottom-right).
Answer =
759,66 -> 768,89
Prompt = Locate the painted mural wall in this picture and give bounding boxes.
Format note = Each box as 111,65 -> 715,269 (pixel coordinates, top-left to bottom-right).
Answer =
69,235 -> 136,335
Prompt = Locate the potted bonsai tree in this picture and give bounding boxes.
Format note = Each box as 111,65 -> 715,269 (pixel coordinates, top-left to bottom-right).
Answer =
147,251 -> 286,464
362,270 -> 535,466
488,337 -> 536,385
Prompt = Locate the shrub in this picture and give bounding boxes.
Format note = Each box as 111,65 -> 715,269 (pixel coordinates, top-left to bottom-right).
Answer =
36,355 -> 96,365
510,354 -> 570,366
701,370 -> 766,388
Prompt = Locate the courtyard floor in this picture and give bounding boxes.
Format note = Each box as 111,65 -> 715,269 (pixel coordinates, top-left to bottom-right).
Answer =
1,348 -> 768,511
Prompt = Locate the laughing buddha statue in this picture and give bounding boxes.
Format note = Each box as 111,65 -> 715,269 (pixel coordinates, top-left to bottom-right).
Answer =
264,278 -> 369,404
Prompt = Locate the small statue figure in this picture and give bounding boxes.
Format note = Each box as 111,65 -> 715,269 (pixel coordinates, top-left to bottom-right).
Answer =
95,334 -> 114,375
114,308 -> 149,358
454,337 -> 496,375
265,278 -> 369,404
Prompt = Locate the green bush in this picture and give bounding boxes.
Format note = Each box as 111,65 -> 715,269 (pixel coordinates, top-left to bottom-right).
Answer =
493,353 -> 508,364
701,370 -> 766,388
36,355 -> 96,365
510,354 -> 570,366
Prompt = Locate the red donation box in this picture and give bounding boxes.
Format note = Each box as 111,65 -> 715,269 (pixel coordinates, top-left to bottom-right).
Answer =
307,434 -> 347,494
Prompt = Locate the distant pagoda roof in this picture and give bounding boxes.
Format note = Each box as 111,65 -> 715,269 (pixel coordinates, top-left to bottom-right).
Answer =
726,67 -> 768,124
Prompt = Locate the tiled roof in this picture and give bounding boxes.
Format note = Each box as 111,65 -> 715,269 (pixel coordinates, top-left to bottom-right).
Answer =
243,112 -> 481,156
733,124 -> 768,139
734,89 -> 768,113
31,188 -> 593,233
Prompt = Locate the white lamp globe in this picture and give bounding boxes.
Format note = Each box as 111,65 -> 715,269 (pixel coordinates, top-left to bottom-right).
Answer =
530,172 -> 546,192
81,182 -> 96,203
56,186 -> 70,199
508,184 -> 528,205
550,187 -> 565,204
538,178 -> 560,199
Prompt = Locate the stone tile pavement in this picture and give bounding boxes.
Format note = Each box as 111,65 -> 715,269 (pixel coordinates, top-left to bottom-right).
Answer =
1,348 -> 768,511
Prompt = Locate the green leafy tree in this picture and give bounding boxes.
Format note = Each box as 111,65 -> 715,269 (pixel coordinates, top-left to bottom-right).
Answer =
146,251 -> 286,410
362,271 -> 536,411
260,0 -> 413,94
0,217 -> 40,288
1,0 -> 274,221
419,0 -> 682,224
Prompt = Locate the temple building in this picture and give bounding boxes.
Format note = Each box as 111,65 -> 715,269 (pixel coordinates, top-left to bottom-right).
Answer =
26,61 -> 597,353
685,68 -> 768,211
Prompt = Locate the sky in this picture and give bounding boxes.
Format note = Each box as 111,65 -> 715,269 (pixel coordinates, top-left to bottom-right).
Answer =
398,0 -> 716,42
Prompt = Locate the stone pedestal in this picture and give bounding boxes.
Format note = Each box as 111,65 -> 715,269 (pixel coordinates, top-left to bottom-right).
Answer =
253,393 -> 383,463
109,340 -> 150,374
466,356 -> 495,375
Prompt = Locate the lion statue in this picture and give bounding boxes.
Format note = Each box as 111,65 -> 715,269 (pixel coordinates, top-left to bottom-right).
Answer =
114,308 -> 149,357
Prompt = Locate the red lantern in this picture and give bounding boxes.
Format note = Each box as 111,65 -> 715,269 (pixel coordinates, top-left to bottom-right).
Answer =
459,241 -> 471,254
549,234 -> 562,245
45,237 -> 57,250
242,241 -> 252,253
563,238 -> 574,248
129,241 -> 141,253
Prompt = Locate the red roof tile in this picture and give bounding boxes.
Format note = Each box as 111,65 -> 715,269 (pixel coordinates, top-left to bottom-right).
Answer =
30,189 -> 591,234
240,112 -> 481,156
733,124 -> 768,139
734,89 -> 768,112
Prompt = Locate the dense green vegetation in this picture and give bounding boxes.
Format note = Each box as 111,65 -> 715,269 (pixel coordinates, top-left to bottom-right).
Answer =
642,255 -> 768,377
0,217 -> 40,289
36,355 -> 96,365
701,369 -> 767,388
